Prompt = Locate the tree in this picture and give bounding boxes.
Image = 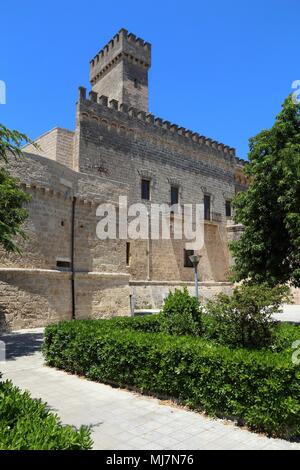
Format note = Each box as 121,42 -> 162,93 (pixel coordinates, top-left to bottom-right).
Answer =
0,124 -> 33,161
231,96 -> 300,287
0,124 -> 34,253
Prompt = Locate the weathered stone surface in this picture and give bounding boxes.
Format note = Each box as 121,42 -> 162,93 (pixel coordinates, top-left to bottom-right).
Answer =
1,29 -> 297,330
130,281 -> 234,310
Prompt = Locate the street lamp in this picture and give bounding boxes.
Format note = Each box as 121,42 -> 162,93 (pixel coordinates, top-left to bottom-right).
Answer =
189,254 -> 201,300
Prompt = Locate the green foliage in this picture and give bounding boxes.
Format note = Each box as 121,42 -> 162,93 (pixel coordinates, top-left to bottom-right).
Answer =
0,123 -> 36,253
43,318 -> 300,440
160,288 -> 202,336
108,314 -> 162,333
0,168 -> 31,253
0,374 -> 92,450
204,284 -> 290,348
0,124 -> 35,163
231,95 -> 300,287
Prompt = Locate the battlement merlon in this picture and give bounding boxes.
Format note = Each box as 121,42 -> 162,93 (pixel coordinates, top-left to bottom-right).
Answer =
90,28 -> 152,86
77,86 -> 237,164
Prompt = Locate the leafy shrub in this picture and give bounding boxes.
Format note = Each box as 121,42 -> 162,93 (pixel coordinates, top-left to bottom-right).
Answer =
0,374 -> 92,450
43,319 -> 300,440
109,314 -> 162,333
160,288 -> 202,336
205,284 -> 290,348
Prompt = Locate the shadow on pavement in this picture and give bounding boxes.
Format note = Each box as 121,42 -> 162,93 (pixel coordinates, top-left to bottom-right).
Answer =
0,331 -> 44,361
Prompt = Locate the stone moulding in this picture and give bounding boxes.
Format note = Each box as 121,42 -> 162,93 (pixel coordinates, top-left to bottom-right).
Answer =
74,272 -> 130,280
0,269 -> 131,282
0,268 -> 72,278
129,280 -> 233,287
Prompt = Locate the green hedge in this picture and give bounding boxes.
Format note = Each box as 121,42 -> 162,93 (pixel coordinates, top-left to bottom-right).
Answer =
0,375 -> 92,450
43,318 -> 300,440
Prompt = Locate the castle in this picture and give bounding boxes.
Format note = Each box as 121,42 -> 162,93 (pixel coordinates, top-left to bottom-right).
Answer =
0,29 -> 250,331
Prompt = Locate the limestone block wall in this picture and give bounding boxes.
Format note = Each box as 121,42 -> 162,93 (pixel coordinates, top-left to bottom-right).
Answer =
75,93 -> 236,283
0,269 -> 72,331
23,128 -> 74,169
130,280 -> 234,310
122,59 -> 149,112
74,201 -> 128,274
74,272 -> 130,319
90,28 -> 151,112
0,187 -> 73,270
24,128 -> 58,162
56,128 -> 74,168
0,152 -> 133,330
92,62 -> 125,108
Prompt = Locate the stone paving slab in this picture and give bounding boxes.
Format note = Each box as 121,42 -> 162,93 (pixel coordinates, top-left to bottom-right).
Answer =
1,328 -> 300,450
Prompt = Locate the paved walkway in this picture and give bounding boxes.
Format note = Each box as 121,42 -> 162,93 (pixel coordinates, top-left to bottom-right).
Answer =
1,329 -> 300,450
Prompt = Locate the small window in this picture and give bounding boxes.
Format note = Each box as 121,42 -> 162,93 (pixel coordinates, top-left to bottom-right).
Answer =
56,260 -> 71,270
171,186 -> 179,205
126,242 -> 131,266
134,78 -> 139,88
141,179 -> 150,200
184,249 -> 194,268
225,200 -> 232,218
204,195 -> 211,221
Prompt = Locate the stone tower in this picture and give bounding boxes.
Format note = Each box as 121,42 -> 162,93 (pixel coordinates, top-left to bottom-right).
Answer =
90,28 -> 151,112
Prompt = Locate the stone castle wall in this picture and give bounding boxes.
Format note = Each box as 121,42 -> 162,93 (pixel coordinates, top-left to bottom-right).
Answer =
3,29 -> 297,331
130,280 -> 234,310
75,90 -> 236,283
24,128 -> 74,168
90,29 -> 151,112
0,153 -> 131,330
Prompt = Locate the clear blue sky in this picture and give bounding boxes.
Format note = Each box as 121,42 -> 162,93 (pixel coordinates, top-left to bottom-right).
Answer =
1,0 -> 299,159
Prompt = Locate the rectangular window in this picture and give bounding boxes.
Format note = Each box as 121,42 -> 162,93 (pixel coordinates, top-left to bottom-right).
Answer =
225,201 -> 232,217
184,249 -> 194,268
141,179 -> 150,200
225,200 -> 232,218
171,186 -> 179,205
56,260 -> 71,270
204,195 -> 211,221
126,242 -> 131,266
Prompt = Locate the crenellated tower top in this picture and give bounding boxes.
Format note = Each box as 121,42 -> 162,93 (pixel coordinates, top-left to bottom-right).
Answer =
90,29 -> 151,112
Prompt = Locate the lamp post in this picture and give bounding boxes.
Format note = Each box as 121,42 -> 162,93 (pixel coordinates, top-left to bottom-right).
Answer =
189,254 -> 201,300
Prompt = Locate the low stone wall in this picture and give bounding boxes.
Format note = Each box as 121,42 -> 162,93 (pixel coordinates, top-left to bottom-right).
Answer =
74,272 -> 131,319
130,282 -> 300,309
0,269 -> 72,331
130,280 -> 234,310
1,268 -> 297,331
0,269 -> 131,331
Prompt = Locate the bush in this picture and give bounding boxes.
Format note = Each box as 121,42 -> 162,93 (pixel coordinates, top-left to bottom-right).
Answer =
205,284 -> 290,348
160,288 -> 202,336
43,319 -> 300,440
0,374 -> 92,450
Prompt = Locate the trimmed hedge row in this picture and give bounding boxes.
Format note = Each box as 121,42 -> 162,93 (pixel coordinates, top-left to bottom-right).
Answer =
43,318 -> 300,440
0,375 -> 92,450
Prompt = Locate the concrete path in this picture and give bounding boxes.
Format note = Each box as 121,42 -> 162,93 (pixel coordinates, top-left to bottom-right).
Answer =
1,329 -> 300,450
